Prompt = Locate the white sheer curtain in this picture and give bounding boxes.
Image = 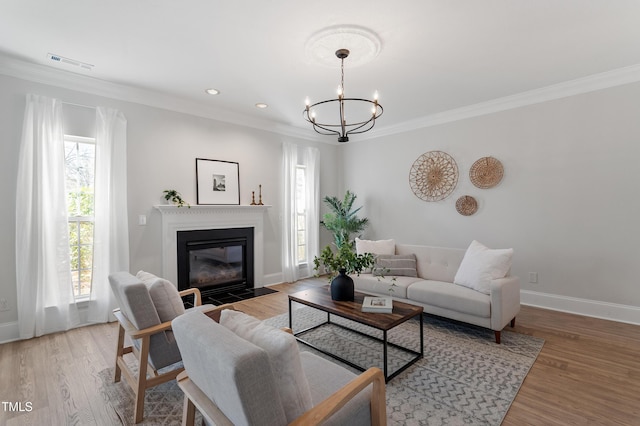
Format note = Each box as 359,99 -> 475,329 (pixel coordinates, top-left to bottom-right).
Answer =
303,146 -> 320,273
16,94 -> 80,338
88,107 -> 129,323
282,143 -> 319,282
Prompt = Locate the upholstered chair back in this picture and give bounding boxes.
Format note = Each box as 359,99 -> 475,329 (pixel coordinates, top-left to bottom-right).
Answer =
172,310 -> 288,425
108,271 -> 182,370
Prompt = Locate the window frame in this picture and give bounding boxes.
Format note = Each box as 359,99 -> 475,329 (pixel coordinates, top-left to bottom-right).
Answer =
64,134 -> 96,300
295,165 -> 308,266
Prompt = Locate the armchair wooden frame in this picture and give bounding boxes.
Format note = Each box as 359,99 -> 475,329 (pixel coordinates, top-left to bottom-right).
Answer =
113,288 -> 203,424
177,367 -> 386,426
176,305 -> 387,426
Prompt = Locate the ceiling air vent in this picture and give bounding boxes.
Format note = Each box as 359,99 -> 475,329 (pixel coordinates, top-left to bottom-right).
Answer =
47,53 -> 93,71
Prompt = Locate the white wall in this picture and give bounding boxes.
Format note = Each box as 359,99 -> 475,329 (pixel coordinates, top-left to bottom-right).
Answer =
340,82 -> 640,323
0,74 -> 339,337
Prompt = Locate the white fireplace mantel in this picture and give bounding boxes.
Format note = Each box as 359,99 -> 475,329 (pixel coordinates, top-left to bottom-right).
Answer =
155,205 -> 271,287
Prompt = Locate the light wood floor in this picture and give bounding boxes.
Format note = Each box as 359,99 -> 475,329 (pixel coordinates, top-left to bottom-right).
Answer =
1,278 -> 639,425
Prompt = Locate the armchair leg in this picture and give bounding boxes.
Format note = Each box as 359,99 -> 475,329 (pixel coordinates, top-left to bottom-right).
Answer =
510,317 -> 516,327
494,331 -> 501,344
134,335 -> 151,424
114,324 -> 126,383
182,396 -> 196,426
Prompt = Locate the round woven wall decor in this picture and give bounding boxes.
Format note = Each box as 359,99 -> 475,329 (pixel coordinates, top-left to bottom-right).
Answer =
409,151 -> 459,201
470,156 -> 504,189
456,195 -> 478,216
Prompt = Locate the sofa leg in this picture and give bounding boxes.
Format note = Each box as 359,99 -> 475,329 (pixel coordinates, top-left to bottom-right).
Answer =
494,331 -> 501,344
510,317 -> 516,328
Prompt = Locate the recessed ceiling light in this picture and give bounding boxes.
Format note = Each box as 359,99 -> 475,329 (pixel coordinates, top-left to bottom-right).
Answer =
255,103 -> 268,109
205,88 -> 220,95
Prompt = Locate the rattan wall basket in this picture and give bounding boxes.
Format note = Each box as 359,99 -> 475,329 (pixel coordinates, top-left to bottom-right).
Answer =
469,156 -> 503,189
455,195 -> 478,216
409,151 -> 459,202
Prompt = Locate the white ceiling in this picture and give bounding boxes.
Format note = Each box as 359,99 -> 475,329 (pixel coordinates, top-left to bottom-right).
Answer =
2,0 -> 640,141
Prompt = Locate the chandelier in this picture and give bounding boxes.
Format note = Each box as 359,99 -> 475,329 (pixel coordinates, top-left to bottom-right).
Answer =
303,49 -> 383,143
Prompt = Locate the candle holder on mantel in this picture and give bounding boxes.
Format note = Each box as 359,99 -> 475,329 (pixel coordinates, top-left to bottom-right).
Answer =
250,191 -> 257,205
258,184 -> 264,205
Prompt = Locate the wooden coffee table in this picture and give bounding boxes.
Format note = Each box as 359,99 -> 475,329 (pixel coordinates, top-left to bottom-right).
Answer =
288,286 -> 424,382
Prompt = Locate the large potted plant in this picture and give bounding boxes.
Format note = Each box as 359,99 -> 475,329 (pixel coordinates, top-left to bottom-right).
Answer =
314,190 -> 374,301
321,190 -> 369,250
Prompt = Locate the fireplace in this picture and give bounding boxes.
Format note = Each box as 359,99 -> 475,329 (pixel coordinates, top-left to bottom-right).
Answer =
177,228 -> 254,298
156,204 -> 273,304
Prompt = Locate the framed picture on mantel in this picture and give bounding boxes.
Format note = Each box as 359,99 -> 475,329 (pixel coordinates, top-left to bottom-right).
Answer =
196,158 -> 240,205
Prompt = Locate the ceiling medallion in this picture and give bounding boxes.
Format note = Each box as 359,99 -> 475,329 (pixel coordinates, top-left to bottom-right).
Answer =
304,25 -> 382,68
409,151 -> 459,202
303,48 -> 383,142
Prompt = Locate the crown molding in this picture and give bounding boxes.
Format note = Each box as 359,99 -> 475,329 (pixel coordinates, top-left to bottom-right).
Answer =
0,54 -> 320,142
358,63 -> 640,142
2,53 -> 639,144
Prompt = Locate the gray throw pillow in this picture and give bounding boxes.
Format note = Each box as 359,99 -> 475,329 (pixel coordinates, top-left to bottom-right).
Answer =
372,254 -> 418,277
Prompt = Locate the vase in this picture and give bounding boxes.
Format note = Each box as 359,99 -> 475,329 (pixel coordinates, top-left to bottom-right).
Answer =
331,269 -> 354,301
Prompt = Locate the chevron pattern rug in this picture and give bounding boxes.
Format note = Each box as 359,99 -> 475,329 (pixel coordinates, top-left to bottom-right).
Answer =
264,308 -> 544,425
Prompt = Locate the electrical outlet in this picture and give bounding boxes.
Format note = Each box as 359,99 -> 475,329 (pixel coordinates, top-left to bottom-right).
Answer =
528,272 -> 538,284
138,214 -> 147,226
0,298 -> 9,312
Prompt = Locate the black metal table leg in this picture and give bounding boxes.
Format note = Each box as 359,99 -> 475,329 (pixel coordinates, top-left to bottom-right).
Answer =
383,330 -> 388,380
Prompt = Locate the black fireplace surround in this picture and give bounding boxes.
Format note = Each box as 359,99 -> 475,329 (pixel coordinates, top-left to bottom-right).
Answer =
177,227 -> 254,300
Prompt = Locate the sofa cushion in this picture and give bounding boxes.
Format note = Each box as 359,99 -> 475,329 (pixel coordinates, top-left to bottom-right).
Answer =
136,270 -> 185,323
220,309 -> 313,423
355,238 -> 395,255
396,244 -> 465,282
372,254 -> 417,277
453,240 -> 513,295
352,274 -> 422,299
407,280 -> 491,318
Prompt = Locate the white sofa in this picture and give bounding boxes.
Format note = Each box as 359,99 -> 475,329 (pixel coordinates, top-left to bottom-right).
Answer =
351,243 -> 520,343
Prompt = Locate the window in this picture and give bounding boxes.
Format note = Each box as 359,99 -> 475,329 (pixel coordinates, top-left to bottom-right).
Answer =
64,135 -> 96,299
295,165 -> 307,264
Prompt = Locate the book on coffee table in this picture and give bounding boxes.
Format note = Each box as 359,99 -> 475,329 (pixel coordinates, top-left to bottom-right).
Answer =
361,296 -> 393,313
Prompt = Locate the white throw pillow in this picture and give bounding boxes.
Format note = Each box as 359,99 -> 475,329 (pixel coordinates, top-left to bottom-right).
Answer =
355,237 -> 395,255
453,241 -> 513,295
220,310 -> 313,423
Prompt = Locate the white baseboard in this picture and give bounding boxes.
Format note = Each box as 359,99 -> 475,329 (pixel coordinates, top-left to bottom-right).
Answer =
521,290 -> 640,325
262,273 -> 284,286
0,303 -> 94,344
0,321 -> 19,344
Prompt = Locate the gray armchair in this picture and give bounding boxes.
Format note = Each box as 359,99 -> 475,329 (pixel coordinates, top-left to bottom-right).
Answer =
172,307 -> 387,426
108,271 -> 206,423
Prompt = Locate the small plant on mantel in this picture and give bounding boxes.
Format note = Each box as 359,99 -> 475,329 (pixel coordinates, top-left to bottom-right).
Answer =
163,189 -> 190,208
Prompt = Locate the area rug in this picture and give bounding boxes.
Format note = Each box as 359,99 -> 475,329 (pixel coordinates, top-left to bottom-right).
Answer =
99,309 -> 543,425
265,308 -> 544,425
98,367 -> 193,425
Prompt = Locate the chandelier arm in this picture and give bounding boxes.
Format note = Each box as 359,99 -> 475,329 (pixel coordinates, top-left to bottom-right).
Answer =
312,125 -> 341,136
303,99 -> 383,126
345,118 -> 376,135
